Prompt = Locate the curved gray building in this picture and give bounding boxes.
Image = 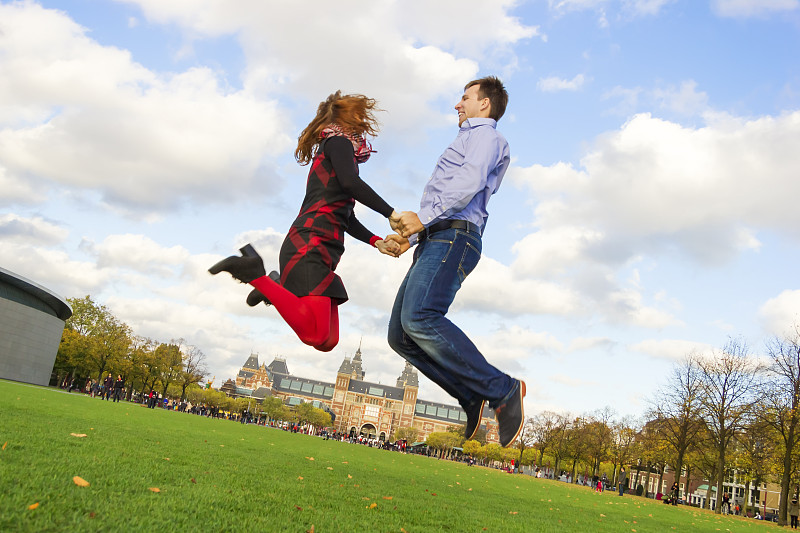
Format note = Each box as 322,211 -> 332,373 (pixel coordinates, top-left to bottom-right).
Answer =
0,267 -> 72,386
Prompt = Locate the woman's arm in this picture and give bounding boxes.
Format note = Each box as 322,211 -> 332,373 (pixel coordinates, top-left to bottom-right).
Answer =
325,136 -> 394,218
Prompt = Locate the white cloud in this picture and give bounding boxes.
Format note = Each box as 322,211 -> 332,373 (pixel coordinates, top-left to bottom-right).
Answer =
0,2 -> 291,213
759,290 -> 800,336
538,74 -> 587,93
630,338 -> 715,361
0,214 -> 68,245
711,0 -> 800,18
512,111 -> 800,264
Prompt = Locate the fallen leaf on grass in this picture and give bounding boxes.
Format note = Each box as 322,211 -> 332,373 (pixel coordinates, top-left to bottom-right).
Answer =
2,441 -> 6,450
295,506 -> 303,511
348,474 -> 353,479
306,457 -> 315,461
163,458 -> 170,461
73,476 -> 90,487
382,496 -> 393,500
327,467 -> 333,470
362,497 -> 371,501
509,511 -> 518,515
306,526 -> 314,533
298,476 -> 304,480
149,487 -> 161,493
28,503 -> 39,510
191,478 -> 196,484
368,503 -> 377,509
70,433 -> 88,438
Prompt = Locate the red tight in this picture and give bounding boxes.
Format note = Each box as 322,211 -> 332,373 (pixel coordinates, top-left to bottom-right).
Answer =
249,275 -> 339,352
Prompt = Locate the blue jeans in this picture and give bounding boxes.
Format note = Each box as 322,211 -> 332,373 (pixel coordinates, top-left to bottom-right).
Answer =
387,227 -> 514,411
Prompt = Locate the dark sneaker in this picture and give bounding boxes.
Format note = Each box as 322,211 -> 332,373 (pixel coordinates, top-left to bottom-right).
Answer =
464,399 -> 486,440
495,380 -> 526,448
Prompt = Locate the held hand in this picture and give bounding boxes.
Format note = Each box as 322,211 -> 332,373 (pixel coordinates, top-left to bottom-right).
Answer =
396,211 -> 424,238
376,239 -> 401,258
384,233 -> 411,255
389,210 -> 402,232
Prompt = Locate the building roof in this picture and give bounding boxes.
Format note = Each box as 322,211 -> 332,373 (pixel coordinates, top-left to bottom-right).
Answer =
0,266 -> 72,321
414,399 -> 468,424
267,357 -> 289,375
347,380 -> 405,401
242,353 -> 260,370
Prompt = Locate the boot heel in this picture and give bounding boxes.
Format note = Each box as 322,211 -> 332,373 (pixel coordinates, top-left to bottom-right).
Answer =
240,243 -> 258,257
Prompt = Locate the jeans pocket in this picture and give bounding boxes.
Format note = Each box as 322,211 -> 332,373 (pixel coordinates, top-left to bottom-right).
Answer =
457,240 -> 481,282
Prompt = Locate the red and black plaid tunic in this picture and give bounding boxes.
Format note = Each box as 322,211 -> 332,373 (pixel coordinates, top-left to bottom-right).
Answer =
278,136 -> 393,303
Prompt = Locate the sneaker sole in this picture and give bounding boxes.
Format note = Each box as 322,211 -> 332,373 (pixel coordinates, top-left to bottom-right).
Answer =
502,380 -> 526,448
465,399 -> 486,440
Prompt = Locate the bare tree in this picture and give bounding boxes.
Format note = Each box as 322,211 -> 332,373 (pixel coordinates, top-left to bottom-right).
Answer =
696,338 -> 762,514
179,343 -> 209,400
649,354 -> 704,500
610,416 -> 640,485
760,325 -> 800,525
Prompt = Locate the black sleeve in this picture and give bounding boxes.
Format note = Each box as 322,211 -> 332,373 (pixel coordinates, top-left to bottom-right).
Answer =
324,136 -> 394,218
345,211 -> 377,245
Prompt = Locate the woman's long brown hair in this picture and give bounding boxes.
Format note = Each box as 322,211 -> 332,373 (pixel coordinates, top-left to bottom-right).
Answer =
295,91 -> 381,165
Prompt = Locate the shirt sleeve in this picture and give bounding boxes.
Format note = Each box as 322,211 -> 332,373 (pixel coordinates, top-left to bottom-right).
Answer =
345,211 -> 377,245
416,127 -> 501,225
325,136 -> 394,218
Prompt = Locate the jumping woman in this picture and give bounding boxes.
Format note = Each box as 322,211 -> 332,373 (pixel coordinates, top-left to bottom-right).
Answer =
209,91 -> 399,352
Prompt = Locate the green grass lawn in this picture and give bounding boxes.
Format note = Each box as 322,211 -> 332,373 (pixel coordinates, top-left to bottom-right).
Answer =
0,379 -> 783,532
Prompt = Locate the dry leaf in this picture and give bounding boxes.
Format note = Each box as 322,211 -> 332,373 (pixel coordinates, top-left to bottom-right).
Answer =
348,474 -> 353,479
298,476 -> 304,480
149,487 -> 161,493
2,441 -> 6,450
73,476 -> 90,487
327,467 -> 333,470
163,458 -> 170,461
191,478 -> 196,484
295,506 -> 303,511
369,503 -> 377,509
509,511 -> 518,515
382,496 -> 393,500
70,433 -> 88,438
306,526 -> 314,533
28,503 -> 39,510
307,457 -> 315,461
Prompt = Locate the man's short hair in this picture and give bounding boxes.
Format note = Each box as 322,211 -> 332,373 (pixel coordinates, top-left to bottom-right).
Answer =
465,76 -> 508,122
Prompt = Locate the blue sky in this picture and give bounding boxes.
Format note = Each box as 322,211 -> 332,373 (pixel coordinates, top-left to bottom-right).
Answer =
2,0 -> 799,419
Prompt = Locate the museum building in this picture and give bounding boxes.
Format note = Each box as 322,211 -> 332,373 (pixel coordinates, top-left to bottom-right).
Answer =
221,346 -> 499,443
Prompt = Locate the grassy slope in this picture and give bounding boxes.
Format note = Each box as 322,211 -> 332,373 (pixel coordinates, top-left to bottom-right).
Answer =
0,379 -> 781,533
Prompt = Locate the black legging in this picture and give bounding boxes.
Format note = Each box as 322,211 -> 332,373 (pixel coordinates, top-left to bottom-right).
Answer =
791,515 -> 798,529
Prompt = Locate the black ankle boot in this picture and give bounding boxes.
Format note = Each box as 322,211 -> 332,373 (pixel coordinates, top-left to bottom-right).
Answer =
246,271 -> 280,307
208,244 -> 266,284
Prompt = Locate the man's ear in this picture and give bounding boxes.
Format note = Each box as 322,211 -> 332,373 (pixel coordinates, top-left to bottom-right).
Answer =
480,97 -> 491,114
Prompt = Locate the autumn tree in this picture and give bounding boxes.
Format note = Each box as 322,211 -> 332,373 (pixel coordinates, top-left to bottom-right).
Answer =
583,407 -> 615,478
528,410 -> 564,467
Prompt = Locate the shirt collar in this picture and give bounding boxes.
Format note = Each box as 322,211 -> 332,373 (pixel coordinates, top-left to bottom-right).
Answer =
460,117 -> 497,129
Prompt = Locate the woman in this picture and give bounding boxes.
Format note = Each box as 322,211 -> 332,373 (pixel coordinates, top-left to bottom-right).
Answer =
210,91 -> 399,352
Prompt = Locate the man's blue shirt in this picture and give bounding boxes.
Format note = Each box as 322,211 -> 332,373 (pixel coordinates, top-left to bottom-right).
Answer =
413,117 -> 510,244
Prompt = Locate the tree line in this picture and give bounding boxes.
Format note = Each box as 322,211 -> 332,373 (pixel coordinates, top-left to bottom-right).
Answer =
498,332 -> 800,526
55,296 -> 209,402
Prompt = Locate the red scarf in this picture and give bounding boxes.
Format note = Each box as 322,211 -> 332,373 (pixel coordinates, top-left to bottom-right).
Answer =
320,123 -> 374,163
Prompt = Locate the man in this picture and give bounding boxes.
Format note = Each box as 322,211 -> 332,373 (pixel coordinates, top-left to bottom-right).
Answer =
112,375 -> 124,402
387,76 -> 525,448
619,467 -> 627,496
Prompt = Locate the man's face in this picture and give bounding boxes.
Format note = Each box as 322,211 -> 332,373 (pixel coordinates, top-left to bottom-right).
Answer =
455,84 -> 488,126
